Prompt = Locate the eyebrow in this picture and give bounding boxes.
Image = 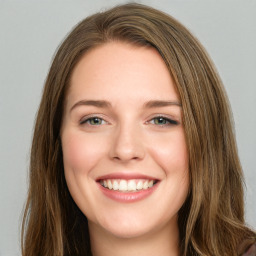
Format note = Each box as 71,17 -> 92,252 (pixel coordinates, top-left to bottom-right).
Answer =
70,99 -> 181,112
70,100 -> 112,112
143,100 -> 182,108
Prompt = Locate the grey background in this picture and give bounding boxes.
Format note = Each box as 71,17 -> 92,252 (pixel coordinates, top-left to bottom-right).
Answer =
0,0 -> 255,255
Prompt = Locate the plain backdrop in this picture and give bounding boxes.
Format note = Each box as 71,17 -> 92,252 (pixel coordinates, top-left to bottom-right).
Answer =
0,0 -> 255,255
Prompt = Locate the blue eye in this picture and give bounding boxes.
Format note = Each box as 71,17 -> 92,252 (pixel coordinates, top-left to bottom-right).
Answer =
149,116 -> 178,126
81,117 -> 105,125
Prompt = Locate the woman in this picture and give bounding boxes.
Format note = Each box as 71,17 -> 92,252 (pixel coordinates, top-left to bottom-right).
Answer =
21,3 -> 255,256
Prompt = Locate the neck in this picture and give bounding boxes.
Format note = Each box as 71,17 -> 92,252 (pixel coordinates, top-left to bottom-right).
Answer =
89,219 -> 180,256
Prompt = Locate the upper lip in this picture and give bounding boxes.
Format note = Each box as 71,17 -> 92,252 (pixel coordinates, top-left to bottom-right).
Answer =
96,172 -> 159,182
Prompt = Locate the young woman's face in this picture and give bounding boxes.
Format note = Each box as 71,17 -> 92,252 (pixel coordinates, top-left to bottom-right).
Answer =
61,42 -> 189,239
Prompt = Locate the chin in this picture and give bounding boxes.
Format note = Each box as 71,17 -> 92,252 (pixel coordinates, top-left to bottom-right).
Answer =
101,222 -> 155,239
89,210 -> 175,240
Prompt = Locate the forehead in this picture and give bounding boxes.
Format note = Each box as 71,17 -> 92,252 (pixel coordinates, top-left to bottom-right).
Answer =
67,41 -> 179,108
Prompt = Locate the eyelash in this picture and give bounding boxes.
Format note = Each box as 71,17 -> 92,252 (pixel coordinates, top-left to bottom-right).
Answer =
80,115 -> 178,127
147,116 -> 179,126
80,116 -> 107,126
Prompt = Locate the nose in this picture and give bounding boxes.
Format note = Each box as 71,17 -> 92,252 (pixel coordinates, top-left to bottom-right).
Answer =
109,124 -> 145,162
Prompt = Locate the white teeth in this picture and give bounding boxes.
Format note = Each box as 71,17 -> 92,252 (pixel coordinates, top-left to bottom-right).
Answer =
101,179 -> 156,192
127,180 -> 136,191
107,180 -> 113,190
113,180 -> 118,190
119,180 -> 128,191
148,180 -> 153,188
136,180 -> 143,190
143,181 -> 149,189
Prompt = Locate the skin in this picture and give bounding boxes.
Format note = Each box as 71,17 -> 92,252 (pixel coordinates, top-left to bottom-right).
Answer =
61,42 -> 189,256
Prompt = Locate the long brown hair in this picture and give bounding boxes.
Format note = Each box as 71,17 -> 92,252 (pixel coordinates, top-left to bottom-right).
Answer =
21,3 -> 255,256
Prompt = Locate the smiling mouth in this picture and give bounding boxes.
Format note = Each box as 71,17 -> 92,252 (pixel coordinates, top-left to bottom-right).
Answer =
99,179 -> 158,193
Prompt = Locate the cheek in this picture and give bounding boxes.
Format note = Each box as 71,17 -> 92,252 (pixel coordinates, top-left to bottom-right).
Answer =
61,131 -> 108,220
61,131 -> 107,174
148,130 -> 189,173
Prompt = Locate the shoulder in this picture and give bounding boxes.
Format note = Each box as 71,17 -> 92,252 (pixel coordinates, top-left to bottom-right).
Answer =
242,243 -> 256,256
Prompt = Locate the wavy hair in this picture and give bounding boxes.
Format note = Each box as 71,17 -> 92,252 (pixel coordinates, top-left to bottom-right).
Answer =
21,3 -> 255,256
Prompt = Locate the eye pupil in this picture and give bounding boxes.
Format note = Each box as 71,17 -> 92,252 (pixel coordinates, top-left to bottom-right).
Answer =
155,117 -> 166,125
90,117 -> 102,125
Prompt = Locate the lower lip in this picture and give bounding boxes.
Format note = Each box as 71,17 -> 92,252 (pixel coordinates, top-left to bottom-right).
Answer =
98,182 -> 159,203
